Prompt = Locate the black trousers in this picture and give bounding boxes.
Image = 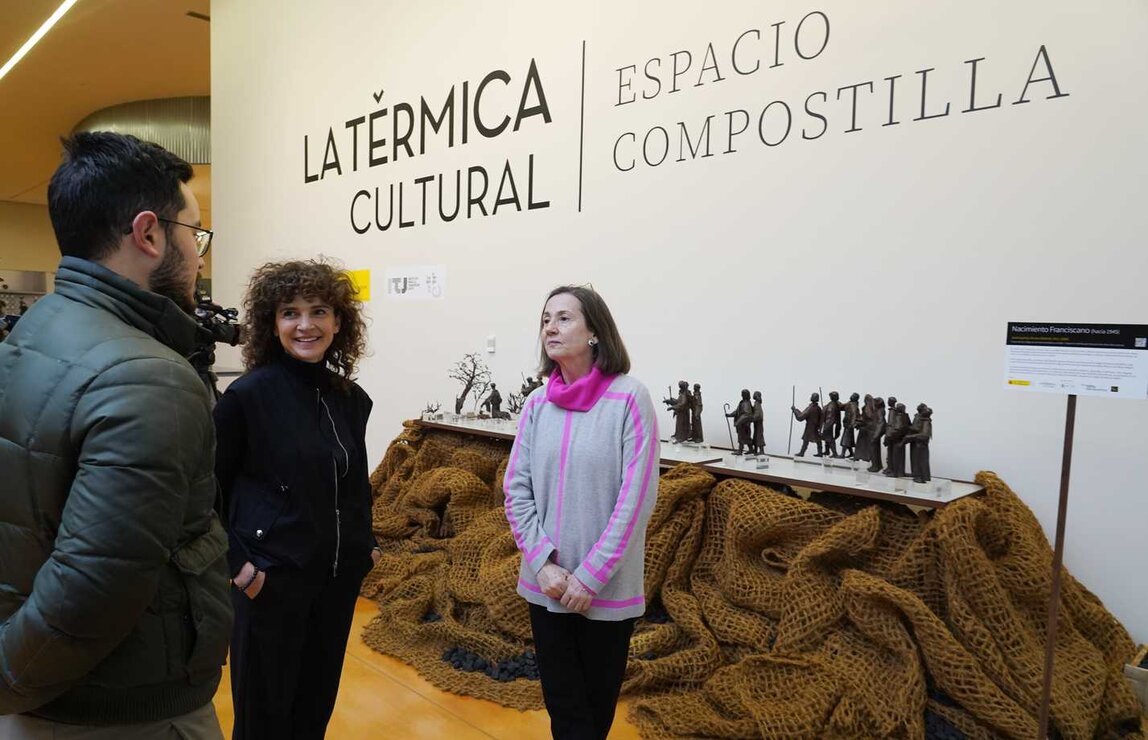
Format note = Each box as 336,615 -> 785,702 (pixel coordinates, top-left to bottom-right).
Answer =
529,604 -> 636,740
230,564 -> 364,740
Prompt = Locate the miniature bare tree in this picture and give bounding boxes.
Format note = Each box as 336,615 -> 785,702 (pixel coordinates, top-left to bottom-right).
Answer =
448,353 -> 491,414
506,393 -> 525,414
422,401 -> 441,418
472,378 -> 491,413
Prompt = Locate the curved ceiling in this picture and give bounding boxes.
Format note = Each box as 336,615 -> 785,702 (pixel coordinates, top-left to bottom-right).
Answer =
0,1 -> 210,206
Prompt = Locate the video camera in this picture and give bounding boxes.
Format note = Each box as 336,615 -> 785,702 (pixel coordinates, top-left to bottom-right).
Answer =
194,297 -> 244,347
189,294 -> 245,404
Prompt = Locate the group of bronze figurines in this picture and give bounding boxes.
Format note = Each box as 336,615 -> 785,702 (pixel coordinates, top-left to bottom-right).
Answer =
460,366 -> 936,485
790,392 -> 934,483
662,381 -> 705,443
478,374 -> 551,419
661,382 -> 936,485
520,374 -> 545,397
723,389 -> 766,456
446,354 -> 543,420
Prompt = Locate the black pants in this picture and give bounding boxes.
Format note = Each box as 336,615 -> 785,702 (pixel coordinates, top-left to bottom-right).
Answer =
230,564 -> 364,740
529,604 -> 636,740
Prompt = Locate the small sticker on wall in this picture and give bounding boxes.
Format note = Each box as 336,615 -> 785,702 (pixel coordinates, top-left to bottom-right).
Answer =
346,269 -> 371,301
385,266 -> 446,301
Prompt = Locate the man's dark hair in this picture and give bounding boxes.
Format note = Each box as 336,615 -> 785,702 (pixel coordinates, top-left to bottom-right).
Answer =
47,132 -> 194,261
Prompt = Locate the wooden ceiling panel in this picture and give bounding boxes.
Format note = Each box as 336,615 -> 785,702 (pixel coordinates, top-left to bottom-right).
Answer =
0,0 -> 210,203
0,0 -> 63,63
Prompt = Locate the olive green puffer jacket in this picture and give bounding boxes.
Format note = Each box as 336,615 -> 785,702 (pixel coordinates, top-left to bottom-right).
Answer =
0,257 -> 232,724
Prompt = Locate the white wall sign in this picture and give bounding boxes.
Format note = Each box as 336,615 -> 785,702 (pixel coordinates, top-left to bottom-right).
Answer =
213,0 -> 1148,641
1005,323 -> 1148,399
384,265 -> 446,301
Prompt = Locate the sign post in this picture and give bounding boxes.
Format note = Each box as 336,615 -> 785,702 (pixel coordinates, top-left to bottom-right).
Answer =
1004,322 -> 1148,738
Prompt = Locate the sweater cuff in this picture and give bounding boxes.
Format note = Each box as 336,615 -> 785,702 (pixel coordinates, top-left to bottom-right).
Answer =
526,540 -> 556,576
573,564 -> 605,595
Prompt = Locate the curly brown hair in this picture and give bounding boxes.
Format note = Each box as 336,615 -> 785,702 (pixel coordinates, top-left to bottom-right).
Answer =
241,259 -> 367,382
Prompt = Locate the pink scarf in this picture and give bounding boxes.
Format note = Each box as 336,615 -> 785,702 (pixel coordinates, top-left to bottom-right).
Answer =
545,365 -> 616,411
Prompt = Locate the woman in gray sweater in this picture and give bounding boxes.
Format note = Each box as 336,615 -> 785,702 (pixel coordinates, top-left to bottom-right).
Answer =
504,285 -> 660,739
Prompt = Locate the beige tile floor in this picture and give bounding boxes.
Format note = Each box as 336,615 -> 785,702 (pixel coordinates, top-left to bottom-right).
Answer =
212,598 -> 643,739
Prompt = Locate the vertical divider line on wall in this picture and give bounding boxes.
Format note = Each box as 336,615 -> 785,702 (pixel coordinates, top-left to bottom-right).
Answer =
578,39 -> 586,213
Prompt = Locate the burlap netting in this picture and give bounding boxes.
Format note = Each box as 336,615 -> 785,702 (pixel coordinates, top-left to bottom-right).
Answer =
360,422 -> 1143,738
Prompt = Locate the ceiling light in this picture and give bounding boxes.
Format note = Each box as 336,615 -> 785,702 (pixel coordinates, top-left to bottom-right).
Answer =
0,0 -> 82,84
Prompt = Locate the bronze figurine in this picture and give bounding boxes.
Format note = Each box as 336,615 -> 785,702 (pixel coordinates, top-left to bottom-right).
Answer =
840,392 -> 860,460
855,394 -> 874,462
726,389 -> 754,455
482,383 -> 502,415
691,383 -> 704,443
866,397 -> 887,473
906,404 -> 933,483
821,391 -> 841,458
751,391 -> 764,456
882,402 -> 909,477
481,383 -> 509,419
520,374 -> 544,397
663,380 -> 693,443
791,392 -> 823,457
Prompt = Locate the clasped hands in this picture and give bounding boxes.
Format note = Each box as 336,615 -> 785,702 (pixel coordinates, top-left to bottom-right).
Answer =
537,562 -> 593,613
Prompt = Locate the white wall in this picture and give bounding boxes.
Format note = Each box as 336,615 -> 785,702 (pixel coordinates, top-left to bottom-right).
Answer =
212,0 -> 1148,640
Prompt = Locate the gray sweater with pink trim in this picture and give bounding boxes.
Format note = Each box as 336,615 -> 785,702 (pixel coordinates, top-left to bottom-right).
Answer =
503,370 -> 660,621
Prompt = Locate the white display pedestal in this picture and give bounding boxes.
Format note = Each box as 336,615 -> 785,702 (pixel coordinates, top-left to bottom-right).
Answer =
704,453 -> 977,509
414,420 -> 981,510
660,441 -> 725,466
418,415 -> 518,441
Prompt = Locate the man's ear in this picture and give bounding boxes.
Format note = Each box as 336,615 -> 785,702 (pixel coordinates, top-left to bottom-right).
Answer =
127,211 -> 163,259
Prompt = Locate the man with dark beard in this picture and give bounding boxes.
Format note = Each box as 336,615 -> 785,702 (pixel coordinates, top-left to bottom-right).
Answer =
0,133 -> 231,738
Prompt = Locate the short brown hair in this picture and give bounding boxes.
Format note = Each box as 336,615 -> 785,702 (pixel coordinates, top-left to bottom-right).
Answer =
537,285 -> 630,376
241,259 -> 367,384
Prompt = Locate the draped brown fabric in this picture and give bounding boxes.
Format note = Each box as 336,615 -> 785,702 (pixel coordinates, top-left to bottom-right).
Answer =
361,422 -> 1143,739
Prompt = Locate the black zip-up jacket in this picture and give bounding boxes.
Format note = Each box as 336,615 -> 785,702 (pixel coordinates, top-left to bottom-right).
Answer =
0,257 -> 232,722
213,353 -> 375,579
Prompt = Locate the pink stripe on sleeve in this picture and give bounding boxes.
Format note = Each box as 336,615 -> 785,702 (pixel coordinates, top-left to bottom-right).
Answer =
594,427 -> 657,579
583,393 -> 647,582
503,395 -> 545,553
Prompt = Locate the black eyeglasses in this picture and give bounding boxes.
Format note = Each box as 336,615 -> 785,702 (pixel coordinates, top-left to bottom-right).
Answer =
158,218 -> 213,257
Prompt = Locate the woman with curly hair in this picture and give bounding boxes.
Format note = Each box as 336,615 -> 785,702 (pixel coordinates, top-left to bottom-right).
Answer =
213,259 -> 379,740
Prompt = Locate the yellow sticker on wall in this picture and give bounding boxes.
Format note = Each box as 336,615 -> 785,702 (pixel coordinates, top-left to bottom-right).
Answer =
346,269 -> 371,301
